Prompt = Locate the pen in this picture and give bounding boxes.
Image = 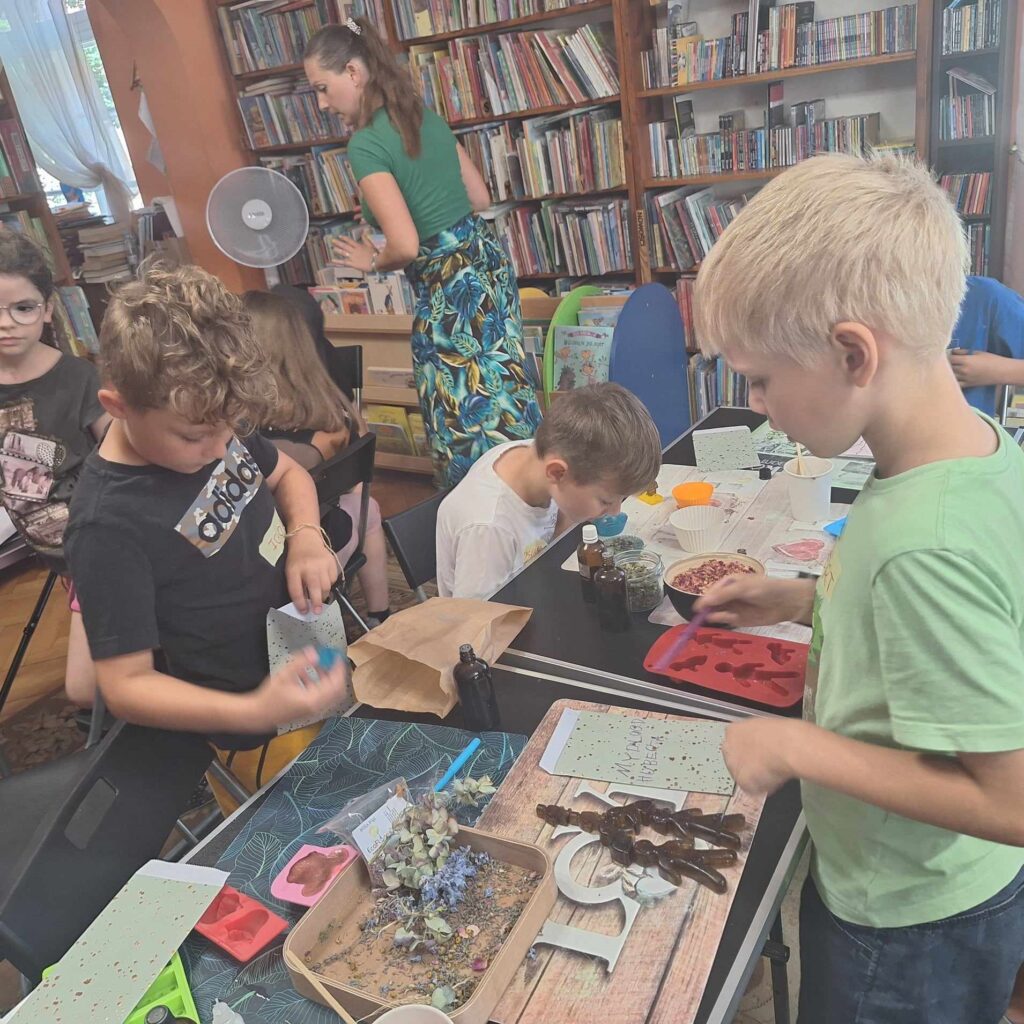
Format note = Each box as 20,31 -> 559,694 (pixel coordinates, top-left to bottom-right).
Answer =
435,737 -> 482,792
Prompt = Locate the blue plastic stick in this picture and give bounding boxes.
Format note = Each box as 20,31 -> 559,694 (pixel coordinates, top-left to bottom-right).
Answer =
434,738 -> 482,792
317,646 -> 345,670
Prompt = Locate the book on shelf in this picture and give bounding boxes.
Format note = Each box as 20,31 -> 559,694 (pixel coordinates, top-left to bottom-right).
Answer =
649,104 -> 880,177
939,67 -> 996,139
646,186 -> 755,268
0,120 -> 38,194
365,404 -> 416,455
390,0 -> 581,41
56,285 -> 99,355
939,171 -> 990,215
409,22 -> 619,124
278,218 -> 367,285
551,324 -> 613,390
966,220 -> 989,275
642,1 -> 914,88
687,354 -> 749,420
260,145 -> 358,216
407,412 -> 428,457
458,105 -> 625,201
942,0 -> 1001,54
522,323 -> 545,389
238,75 -> 348,147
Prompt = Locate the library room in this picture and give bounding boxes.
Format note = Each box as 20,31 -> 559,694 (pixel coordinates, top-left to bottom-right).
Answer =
0,1 -> 1022,1022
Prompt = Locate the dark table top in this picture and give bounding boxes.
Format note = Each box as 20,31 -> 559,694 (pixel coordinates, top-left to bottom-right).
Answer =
493,407 -> 859,717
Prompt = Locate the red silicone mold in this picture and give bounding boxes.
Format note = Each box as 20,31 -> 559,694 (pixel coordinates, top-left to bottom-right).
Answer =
194,885 -> 288,962
644,627 -> 808,708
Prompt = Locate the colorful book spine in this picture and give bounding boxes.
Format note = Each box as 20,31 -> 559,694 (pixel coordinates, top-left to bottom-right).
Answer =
939,172 -> 991,216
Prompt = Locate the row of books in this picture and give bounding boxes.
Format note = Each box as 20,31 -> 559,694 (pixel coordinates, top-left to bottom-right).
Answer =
239,76 -> 348,149
642,12 -> 749,88
649,110 -> 881,178
309,272 -> 416,315
753,3 -> 916,73
260,146 -> 359,217
646,187 -> 754,270
966,220 -> 989,275
278,218 -> 365,286
687,356 -> 749,421
457,107 -> 624,202
491,196 -> 631,276
0,119 -> 38,196
217,0 -> 336,75
941,0 -> 1001,54
939,171 -> 990,216
409,24 -> 618,124
391,0 -> 580,42
365,405 -> 428,458
939,92 -> 995,139
642,2 -> 914,89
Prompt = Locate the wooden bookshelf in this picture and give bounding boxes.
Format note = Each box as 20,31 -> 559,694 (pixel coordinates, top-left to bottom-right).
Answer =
392,0 -> 614,47
252,135 -> 350,154
376,452 -> 434,475
234,62 -> 306,83
928,0 -> 1017,278
448,95 -> 621,130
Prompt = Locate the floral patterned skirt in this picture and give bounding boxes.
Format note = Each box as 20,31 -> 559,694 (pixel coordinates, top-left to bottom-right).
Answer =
406,214 -> 542,488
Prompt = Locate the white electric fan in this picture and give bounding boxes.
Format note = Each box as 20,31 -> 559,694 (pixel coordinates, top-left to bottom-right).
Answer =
206,167 -> 310,285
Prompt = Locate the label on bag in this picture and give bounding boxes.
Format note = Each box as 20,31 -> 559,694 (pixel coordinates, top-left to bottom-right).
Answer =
353,794 -> 411,862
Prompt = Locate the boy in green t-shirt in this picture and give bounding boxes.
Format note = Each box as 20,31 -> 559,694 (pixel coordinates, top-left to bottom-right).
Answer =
694,154 -> 1024,1024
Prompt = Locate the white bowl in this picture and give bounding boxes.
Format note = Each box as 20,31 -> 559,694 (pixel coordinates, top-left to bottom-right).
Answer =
670,505 -> 727,553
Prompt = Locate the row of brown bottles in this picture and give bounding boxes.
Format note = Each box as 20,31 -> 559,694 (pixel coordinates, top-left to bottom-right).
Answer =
577,526 -> 630,632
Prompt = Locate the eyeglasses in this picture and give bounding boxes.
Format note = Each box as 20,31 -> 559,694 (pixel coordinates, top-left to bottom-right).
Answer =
0,301 -> 45,326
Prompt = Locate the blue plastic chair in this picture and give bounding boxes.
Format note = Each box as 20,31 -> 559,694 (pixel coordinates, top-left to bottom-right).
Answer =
609,283 -> 691,447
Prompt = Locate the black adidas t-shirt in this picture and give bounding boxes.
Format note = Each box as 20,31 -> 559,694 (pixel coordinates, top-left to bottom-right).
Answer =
65,433 -> 289,745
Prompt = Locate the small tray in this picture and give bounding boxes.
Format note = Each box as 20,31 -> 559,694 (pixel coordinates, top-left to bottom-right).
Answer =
43,951 -> 198,1024
285,827 -> 556,1024
194,885 -> 288,962
644,626 -> 808,708
271,843 -> 358,907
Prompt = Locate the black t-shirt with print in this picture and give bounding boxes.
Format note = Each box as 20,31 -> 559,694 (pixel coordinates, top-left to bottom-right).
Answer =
0,353 -> 103,560
65,433 -> 289,747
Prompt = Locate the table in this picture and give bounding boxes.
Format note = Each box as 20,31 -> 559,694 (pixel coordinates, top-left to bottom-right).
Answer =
494,407 -> 859,718
184,662 -> 804,1024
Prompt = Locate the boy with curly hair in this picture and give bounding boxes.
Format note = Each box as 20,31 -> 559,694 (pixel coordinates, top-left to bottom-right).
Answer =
65,264 -> 349,800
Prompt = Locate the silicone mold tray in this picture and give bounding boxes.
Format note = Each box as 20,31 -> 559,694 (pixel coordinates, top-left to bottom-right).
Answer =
193,885 -> 288,962
270,843 -> 358,907
644,627 -> 808,708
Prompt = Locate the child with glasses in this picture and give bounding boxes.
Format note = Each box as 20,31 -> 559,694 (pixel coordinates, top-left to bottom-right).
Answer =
0,228 -> 110,700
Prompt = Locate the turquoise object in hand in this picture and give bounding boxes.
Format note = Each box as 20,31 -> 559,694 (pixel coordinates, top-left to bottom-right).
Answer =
317,646 -> 344,671
594,513 -> 628,537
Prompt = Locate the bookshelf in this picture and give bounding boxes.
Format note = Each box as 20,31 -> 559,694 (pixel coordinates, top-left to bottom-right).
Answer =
929,0 -> 1017,279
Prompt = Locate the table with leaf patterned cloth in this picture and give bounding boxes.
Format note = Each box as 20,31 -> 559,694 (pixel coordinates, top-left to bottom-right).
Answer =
181,716 -> 526,1024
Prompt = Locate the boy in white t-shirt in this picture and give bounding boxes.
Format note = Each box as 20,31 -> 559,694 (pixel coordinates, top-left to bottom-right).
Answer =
436,382 -> 661,600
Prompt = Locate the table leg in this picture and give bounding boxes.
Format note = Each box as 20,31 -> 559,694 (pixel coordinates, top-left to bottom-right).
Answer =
763,911 -> 791,1024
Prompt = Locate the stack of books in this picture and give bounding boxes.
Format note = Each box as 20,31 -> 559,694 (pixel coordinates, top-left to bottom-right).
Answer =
391,0 -> 577,41
53,203 -> 108,274
939,171 -> 991,215
216,0 -> 337,74
77,223 -> 132,284
457,106 -> 624,201
409,23 -> 619,123
260,145 -> 359,216
942,0 -> 1001,54
238,76 -> 348,148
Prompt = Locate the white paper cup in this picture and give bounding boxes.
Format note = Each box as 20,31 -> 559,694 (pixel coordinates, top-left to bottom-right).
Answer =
783,456 -> 833,523
670,505 -> 728,553
376,1007 -> 454,1023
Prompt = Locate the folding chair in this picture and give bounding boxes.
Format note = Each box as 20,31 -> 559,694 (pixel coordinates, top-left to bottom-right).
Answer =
309,431 -> 377,633
382,488 -> 449,603
325,344 -> 363,409
0,719 -> 213,980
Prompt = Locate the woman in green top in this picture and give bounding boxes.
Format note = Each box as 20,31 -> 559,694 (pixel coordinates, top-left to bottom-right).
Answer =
304,19 -> 543,487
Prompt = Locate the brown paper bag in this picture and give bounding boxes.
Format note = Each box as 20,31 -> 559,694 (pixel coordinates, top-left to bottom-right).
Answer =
349,597 -> 532,717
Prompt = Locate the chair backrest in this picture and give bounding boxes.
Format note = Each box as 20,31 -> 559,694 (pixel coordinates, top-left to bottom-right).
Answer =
270,436 -> 323,472
0,722 -> 212,979
382,487 -> 449,596
325,344 -> 363,403
310,432 -> 376,557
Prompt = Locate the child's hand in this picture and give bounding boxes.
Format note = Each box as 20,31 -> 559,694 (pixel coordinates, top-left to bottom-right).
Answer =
249,647 -> 351,732
722,718 -> 801,796
285,531 -> 340,615
694,576 -> 814,627
948,349 -> 1009,388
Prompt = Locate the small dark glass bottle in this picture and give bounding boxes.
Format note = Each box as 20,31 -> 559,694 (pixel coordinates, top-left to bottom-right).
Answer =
145,1007 -> 192,1024
594,551 -> 631,632
453,644 -> 500,731
577,524 -> 606,603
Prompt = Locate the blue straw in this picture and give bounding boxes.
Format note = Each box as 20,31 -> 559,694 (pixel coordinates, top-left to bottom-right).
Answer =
434,738 -> 482,792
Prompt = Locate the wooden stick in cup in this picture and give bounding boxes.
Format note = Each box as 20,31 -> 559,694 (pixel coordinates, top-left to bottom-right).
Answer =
794,442 -> 807,476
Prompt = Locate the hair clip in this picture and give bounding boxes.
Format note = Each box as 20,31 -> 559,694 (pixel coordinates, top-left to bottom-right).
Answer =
345,17 -> 362,35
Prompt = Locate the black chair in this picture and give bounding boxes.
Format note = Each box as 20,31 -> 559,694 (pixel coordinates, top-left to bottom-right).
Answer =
310,431 -> 377,633
0,720 -> 213,980
325,344 -> 363,407
382,488 -> 449,602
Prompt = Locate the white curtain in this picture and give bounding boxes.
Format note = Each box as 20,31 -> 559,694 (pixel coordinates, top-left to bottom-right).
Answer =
0,0 -> 134,220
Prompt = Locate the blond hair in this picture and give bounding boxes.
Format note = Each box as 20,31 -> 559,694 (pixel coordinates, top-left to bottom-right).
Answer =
536,382 -> 661,493
100,263 -> 277,432
694,153 -> 969,365
242,290 -> 356,434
